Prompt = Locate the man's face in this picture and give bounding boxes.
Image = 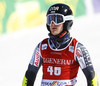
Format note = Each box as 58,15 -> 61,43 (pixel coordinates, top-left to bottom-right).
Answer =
50,22 -> 63,36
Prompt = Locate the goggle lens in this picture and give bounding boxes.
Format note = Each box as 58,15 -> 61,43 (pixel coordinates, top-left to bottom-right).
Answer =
47,14 -> 64,26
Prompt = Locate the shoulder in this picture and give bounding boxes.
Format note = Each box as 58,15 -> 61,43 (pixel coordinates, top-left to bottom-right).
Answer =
37,38 -> 49,46
37,38 -> 49,49
70,37 -> 78,46
71,38 -> 84,48
39,38 -> 49,46
74,40 -> 85,57
75,40 -> 86,50
41,38 -> 49,43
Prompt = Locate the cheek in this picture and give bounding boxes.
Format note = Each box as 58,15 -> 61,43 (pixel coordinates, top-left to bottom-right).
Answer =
50,27 -> 52,31
59,24 -> 63,31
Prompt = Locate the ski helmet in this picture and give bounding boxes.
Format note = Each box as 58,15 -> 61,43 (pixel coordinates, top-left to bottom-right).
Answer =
46,3 -> 73,35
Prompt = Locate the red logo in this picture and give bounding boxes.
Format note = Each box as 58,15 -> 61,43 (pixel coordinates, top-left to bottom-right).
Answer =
34,51 -> 40,67
76,49 -> 83,58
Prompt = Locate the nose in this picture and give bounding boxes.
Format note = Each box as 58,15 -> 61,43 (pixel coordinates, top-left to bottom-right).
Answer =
51,21 -> 56,26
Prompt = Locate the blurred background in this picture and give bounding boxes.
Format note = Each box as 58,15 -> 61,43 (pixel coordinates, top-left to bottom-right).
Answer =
0,0 -> 100,86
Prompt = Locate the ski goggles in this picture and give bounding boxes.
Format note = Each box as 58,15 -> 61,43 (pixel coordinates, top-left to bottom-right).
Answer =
47,14 -> 74,26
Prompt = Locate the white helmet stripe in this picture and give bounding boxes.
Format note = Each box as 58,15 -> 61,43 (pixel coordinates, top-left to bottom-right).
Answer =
64,15 -> 74,21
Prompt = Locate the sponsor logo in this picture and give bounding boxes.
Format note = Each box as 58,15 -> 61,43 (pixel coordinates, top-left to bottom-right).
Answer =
42,44 -> 47,50
34,50 -> 40,67
43,58 -> 74,65
69,46 -> 74,53
41,81 -> 67,86
51,81 -> 59,86
76,48 -> 86,69
49,6 -> 59,11
76,49 -> 83,58
51,52 -> 62,55
41,78 -> 77,86
64,9 -> 68,12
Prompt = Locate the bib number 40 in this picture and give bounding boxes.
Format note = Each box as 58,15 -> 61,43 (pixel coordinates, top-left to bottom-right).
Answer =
47,66 -> 61,76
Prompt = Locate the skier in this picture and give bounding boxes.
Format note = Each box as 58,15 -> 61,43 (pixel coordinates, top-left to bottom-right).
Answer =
22,3 -> 99,86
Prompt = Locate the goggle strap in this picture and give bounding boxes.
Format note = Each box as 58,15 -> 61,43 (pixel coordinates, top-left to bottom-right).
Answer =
64,15 -> 74,21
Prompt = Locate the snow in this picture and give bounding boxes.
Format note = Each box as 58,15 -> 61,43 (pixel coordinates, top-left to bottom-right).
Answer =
0,1 -> 100,85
